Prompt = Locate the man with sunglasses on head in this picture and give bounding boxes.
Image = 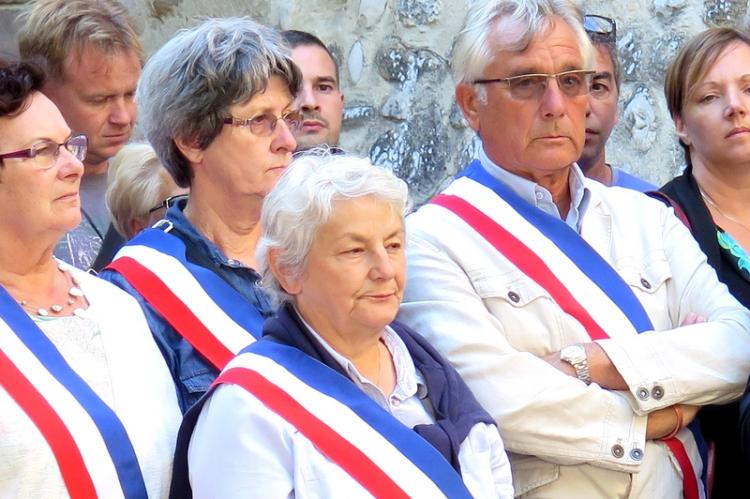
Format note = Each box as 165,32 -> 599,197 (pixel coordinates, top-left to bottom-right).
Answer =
579,14 -> 655,191
99,18 -> 301,413
398,0 -> 750,497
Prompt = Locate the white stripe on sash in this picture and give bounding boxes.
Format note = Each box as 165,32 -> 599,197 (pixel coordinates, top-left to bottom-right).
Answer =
225,352 -> 449,499
0,319 -> 125,498
443,177 -> 643,341
115,244 -> 253,354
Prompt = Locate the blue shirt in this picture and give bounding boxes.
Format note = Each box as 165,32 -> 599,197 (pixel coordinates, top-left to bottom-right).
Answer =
99,198 -> 275,413
611,166 -> 657,193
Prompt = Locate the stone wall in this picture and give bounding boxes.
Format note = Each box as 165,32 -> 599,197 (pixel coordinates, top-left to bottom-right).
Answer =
1,0 -> 748,202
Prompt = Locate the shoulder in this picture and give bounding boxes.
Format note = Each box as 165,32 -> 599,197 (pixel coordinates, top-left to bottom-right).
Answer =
611,167 -> 657,192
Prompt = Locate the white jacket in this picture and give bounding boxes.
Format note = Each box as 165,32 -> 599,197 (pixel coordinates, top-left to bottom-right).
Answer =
399,171 -> 750,498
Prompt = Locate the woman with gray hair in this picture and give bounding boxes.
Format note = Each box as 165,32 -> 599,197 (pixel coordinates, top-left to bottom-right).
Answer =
100,17 -> 302,413
170,153 -> 514,498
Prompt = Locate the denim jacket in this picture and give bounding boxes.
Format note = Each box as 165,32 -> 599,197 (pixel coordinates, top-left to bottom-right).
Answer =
100,199 -> 275,413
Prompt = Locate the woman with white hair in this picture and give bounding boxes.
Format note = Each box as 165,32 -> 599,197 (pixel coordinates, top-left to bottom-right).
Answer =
170,153 -> 514,498
99,17 -> 302,413
105,143 -> 188,240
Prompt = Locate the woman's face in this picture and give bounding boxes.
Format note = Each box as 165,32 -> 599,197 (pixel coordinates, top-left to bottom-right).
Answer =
676,41 -> 750,169
187,75 -> 297,208
282,196 -> 406,340
0,92 -> 84,240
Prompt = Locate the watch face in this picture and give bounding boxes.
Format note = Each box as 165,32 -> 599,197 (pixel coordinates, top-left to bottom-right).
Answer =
561,344 -> 585,362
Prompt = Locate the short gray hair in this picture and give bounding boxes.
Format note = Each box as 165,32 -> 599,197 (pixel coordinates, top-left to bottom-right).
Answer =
105,142 -> 170,238
137,17 -> 302,188
257,151 -> 410,307
452,0 -> 595,84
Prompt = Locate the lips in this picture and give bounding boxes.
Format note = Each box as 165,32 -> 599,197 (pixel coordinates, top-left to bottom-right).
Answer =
301,120 -> 326,132
726,127 -> 750,138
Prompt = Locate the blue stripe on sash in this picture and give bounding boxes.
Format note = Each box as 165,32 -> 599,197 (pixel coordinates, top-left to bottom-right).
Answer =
0,286 -> 148,498
458,160 -> 654,333
124,229 -> 264,339
247,340 -> 473,499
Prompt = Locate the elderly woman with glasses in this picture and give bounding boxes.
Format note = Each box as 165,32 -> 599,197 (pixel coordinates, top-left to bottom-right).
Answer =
170,153 -> 514,498
100,17 -> 302,413
0,60 -> 180,497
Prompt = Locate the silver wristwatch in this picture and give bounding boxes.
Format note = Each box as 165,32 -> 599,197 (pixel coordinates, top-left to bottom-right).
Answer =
560,344 -> 592,385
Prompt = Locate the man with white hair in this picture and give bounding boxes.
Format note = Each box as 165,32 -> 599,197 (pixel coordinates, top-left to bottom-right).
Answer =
398,0 -> 750,497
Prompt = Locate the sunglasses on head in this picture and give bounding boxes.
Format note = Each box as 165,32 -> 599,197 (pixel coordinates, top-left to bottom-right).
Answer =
148,194 -> 188,214
584,14 -> 616,44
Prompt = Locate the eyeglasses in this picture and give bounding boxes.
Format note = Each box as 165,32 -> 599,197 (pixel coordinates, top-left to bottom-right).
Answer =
148,193 -> 188,214
0,134 -> 87,170
584,14 -> 616,44
223,110 -> 303,137
474,70 -> 595,101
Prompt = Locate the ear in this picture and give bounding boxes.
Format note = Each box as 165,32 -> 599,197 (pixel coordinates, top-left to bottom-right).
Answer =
173,136 -> 204,165
268,248 -> 302,296
455,82 -> 481,132
673,114 -> 692,147
127,217 -> 148,239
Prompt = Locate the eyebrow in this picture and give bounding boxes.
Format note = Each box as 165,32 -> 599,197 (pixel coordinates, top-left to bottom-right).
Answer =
312,75 -> 338,87
593,71 -> 613,80
506,63 -> 583,77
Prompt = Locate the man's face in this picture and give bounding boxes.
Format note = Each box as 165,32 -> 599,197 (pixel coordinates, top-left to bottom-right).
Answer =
290,44 -> 344,151
580,44 -> 618,168
456,17 -> 589,180
43,44 -> 141,174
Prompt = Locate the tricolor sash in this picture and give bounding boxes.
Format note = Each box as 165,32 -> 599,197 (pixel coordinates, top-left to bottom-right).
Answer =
107,228 -> 263,369
432,160 -> 702,499
0,286 -> 147,499
212,341 -> 473,498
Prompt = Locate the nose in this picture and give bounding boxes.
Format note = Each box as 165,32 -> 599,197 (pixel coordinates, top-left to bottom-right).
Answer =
297,83 -> 319,112
540,78 -> 567,118
109,96 -> 136,126
369,247 -> 397,281
270,118 -> 297,153
725,88 -> 748,119
56,146 -> 85,179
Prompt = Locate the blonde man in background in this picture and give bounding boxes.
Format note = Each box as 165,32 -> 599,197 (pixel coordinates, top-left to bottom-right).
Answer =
17,0 -> 142,271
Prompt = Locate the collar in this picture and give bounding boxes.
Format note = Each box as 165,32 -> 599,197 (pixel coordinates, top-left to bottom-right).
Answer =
478,147 -> 591,232
296,310 -> 427,402
164,198 -> 249,270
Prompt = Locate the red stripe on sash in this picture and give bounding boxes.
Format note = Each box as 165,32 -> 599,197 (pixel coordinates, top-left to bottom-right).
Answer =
433,194 -> 609,340
108,256 -> 233,369
0,349 -> 97,499
218,367 -> 410,499
663,438 -> 700,499
434,193 -> 701,499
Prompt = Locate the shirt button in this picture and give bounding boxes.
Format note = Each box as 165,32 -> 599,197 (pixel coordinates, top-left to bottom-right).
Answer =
535,191 -> 544,200
391,398 -> 400,406
507,291 -> 520,303
640,278 -> 652,289
630,448 -> 644,461
636,387 -> 650,400
652,385 -> 664,400
611,444 -> 625,459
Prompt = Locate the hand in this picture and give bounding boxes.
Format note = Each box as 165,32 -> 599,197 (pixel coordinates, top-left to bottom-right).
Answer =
680,312 -> 707,326
646,404 -> 700,440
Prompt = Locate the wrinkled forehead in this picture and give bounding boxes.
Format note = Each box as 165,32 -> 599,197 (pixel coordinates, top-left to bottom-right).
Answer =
486,15 -> 586,73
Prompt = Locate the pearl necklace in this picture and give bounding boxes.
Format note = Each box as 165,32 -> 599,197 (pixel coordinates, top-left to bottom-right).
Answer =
699,186 -> 750,234
18,262 -> 87,317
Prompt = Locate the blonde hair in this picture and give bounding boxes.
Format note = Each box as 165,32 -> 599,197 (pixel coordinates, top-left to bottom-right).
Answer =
16,0 -> 143,79
106,143 -> 171,238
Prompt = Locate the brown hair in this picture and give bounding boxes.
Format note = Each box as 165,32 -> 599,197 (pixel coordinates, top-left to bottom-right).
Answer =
665,28 -> 750,163
16,0 -> 142,79
0,60 -> 45,118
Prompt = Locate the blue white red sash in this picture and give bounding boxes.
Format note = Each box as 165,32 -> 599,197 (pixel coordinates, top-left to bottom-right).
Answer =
432,160 -> 702,499
107,228 -> 263,369
213,341 -> 473,499
0,286 -> 147,499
